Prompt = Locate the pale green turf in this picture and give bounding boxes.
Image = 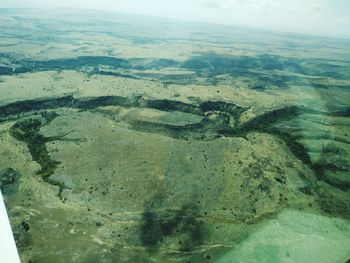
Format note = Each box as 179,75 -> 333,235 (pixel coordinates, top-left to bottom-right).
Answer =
215,210 -> 350,263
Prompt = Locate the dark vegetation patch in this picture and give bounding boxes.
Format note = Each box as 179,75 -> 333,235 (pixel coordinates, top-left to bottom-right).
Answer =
109,35 -> 161,45
180,53 -> 307,88
234,106 -> 350,192
21,56 -> 131,71
237,106 -> 303,135
2,94 -> 349,192
12,220 -> 33,252
0,95 -> 248,127
199,101 -> 246,124
232,106 -> 313,165
129,115 -> 231,141
128,58 -> 178,70
0,66 -> 14,75
330,107 -> 350,117
0,96 -> 76,119
137,72 -> 198,86
9,112 -> 66,198
129,36 -> 159,45
180,52 -> 350,86
0,55 -> 180,78
0,95 -> 245,141
181,59 -> 210,70
2,52 -> 348,88
235,105 -> 350,191
200,52 -> 350,79
89,70 -> 140,80
0,66 -> 29,75
312,161 -> 350,191
140,204 -> 205,252
0,168 -> 21,195
269,129 -> 311,165
317,188 -> 350,217
311,83 -> 350,90
144,99 -> 201,115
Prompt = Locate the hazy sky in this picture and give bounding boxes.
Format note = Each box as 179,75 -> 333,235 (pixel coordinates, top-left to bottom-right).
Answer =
1,0 -> 350,38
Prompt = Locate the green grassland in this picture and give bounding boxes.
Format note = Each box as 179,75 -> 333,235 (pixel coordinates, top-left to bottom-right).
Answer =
0,8 -> 349,263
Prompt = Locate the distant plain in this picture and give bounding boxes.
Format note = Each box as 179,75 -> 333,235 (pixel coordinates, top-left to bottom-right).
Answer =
0,8 -> 349,263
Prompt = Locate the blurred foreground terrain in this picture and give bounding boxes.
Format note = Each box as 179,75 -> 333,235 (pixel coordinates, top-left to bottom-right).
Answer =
0,8 -> 349,263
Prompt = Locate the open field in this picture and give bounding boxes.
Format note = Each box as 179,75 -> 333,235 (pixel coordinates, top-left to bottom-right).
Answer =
0,8 -> 349,263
